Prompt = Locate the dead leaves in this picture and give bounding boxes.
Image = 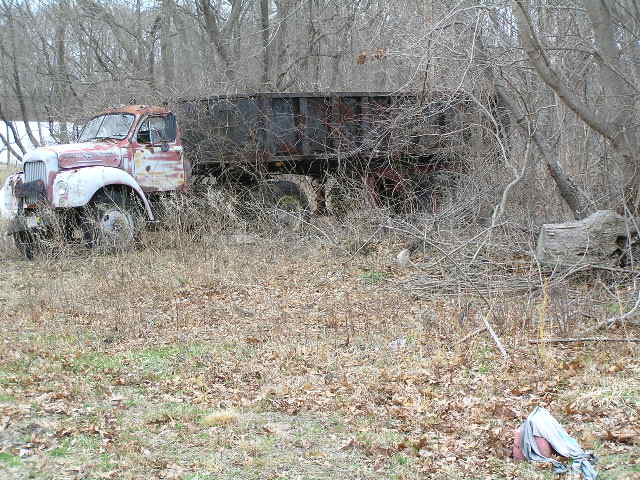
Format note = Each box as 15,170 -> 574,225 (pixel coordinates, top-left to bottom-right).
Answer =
340,436 -> 399,472
356,48 -> 387,64
489,402 -> 520,421
601,428 -> 640,445
0,244 -> 638,479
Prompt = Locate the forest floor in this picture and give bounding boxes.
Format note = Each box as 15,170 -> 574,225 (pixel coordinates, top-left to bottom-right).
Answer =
0,206 -> 638,479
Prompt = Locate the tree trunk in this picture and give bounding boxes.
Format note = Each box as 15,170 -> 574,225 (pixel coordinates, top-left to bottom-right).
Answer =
4,11 -> 39,148
54,22 -> 70,143
513,0 -> 640,211
161,0 -> 176,90
475,31 -> 593,219
260,0 -> 271,88
536,210 -> 640,266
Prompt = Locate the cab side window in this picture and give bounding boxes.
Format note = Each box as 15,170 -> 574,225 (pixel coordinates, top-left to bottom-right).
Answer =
137,119 -> 152,144
136,115 -> 177,144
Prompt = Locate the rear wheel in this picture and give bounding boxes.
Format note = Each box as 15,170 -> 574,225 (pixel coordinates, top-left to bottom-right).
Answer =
81,191 -> 143,252
257,180 -> 309,231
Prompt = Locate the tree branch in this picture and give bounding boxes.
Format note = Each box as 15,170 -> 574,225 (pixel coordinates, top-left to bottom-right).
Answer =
530,337 -> 640,344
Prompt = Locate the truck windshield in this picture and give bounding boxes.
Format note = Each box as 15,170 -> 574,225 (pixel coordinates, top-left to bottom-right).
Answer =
79,113 -> 134,142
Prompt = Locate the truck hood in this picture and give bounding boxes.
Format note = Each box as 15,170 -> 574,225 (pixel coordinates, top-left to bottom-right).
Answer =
45,142 -> 125,169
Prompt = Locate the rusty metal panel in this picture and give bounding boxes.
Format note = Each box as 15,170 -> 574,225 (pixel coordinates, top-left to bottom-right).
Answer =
332,96 -> 362,151
271,97 -> 298,154
304,97 -> 330,153
176,91 -> 488,172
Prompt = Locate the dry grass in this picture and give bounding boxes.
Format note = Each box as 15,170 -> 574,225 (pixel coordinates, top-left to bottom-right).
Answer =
201,410 -> 240,427
0,205 -> 639,479
0,164 -> 17,184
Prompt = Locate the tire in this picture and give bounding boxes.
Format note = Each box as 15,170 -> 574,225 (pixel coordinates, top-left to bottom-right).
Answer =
368,172 -> 440,215
258,180 -> 310,231
81,191 -> 144,252
57,210 -> 83,244
325,176 -> 371,218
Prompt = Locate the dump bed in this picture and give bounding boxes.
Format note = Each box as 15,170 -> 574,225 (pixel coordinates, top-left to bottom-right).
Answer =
175,91 -> 480,175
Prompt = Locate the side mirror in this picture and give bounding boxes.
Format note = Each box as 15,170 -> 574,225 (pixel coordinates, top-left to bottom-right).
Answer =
71,124 -> 82,142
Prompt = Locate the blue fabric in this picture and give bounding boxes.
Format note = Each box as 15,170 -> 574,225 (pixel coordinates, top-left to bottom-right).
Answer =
520,406 -> 598,479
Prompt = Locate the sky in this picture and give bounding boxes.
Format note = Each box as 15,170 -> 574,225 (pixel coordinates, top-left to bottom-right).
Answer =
0,121 -> 59,165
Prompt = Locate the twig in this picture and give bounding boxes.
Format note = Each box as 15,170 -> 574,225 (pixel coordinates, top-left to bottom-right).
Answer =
530,337 -> 640,344
479,310 -> 508,359
456,326 -> 487,344
580,288 -> 640,334
388,222 -> 507,271
402,233 -> 509,359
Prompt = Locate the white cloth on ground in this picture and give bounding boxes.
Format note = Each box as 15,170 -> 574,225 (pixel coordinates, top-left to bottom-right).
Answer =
519,406 -> 597,479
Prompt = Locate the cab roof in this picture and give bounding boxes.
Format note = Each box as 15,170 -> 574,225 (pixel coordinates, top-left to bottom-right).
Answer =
99,104 -> 171,116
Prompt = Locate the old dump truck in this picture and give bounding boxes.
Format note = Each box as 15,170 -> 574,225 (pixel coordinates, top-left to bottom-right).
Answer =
1,91 -> 490,258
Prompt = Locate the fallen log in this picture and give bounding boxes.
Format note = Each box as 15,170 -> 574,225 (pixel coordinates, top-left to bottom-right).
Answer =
529,337 -> 640,344
536,210 -> 640,267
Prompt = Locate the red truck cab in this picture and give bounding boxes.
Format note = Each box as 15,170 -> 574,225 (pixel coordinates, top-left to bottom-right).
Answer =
67,104 -> 188,194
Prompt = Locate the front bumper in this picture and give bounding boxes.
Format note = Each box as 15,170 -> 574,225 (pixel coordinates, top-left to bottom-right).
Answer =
6,214 -> 44,235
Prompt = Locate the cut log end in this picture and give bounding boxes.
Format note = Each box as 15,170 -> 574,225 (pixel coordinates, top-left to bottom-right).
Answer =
536,210 -> 640,267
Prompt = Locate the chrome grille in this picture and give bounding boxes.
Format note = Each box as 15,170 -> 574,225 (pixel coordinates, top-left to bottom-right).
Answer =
23,161 -> 47,205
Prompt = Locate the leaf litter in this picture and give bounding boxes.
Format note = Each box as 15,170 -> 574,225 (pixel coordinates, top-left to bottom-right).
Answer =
0,238 -> 638,478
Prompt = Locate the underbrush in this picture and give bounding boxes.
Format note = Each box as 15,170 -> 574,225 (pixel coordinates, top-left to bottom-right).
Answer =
0,191 -> 639,479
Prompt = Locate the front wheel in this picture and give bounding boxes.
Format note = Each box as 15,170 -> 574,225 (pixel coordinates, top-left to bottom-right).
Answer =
13,231 -> 38,260
81,191 -> 143,252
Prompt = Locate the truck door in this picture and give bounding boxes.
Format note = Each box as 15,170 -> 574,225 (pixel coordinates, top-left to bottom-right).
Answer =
130,113 -> 185,192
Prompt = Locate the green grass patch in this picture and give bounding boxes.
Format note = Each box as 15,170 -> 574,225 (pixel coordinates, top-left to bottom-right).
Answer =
0,358 -> 34,375
49,438 -> 73,457
145,402 -> 206,425
73,434 -> 101,452
359,270 -> 385,284
127,343 -> 212,375
98,452 -> 118,471
0,452 -> 22,467
472,345 -> 497,375
70,352 -> 123,373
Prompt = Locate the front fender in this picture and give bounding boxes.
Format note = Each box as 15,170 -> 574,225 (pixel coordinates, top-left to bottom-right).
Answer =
52,167 -> 155,220
1,173 -> 22,221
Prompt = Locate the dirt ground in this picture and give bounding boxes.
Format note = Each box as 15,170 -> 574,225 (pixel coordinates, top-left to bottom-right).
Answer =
0,222 -> 638,479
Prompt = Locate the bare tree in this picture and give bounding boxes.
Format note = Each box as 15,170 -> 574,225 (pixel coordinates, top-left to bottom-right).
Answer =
513,0 -> 640,211
196,0 -> 245,82
161,0 -> 176,89
0,0 -> 40,148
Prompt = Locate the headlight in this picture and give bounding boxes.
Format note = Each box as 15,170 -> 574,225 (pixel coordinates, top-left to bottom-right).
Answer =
55,180 -> 68,197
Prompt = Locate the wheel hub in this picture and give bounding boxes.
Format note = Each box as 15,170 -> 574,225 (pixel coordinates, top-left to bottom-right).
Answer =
274,195 -> 303,229
98,207 -> 135,247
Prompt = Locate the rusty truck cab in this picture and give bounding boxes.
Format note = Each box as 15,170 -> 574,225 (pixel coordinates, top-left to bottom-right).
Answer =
89,104 -> 189,194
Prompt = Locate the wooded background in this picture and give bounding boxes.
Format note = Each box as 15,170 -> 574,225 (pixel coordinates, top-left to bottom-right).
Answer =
1,0 -> 639,222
